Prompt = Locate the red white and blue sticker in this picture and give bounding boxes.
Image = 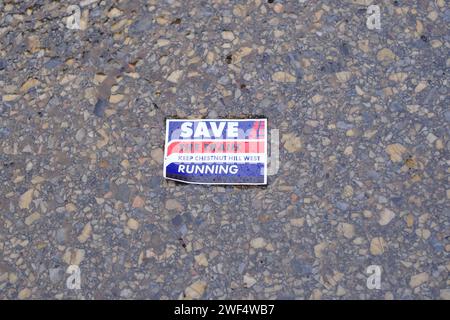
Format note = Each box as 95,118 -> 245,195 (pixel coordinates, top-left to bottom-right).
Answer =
163,119 -> 267,185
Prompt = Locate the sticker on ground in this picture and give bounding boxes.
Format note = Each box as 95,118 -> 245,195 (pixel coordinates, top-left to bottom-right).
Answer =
163,119 -> 267,185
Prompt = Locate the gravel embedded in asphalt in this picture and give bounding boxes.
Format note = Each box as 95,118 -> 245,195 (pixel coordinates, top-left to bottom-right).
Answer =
0,0 -> 449,300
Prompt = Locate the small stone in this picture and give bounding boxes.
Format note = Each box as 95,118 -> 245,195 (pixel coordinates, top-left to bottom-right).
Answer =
233,4 -> 247,17
62,248 -> 85,265
386,143 -> 407,162
222,31 -> 235,41
77,223 -> 92,243
379,208 -> 395,226
384,292 -> 394,300
426,133 -> 438,144
109,94 -> 124,104
440,289 -> 450,300
49,268 -> 63,283
107,8 -> 123,18
273,3 -> 284,13
389,72 -> 408,82
120,288 -> 133,299
415,228 -> 431,240
343,185 -> 353,198
290,218 -> 304,227
282,133 -> 302,153
121,159 -> 130,169
243,274 -> 257,288
165,199 -> 184,211
314,242 -> 327,258
151,148 -> 163,164
194,253 -> 208,267
127,218 -> 139,230
66,202 -> 77,212
19,189 -> 34,209
233,47 -> 252,63
75,128 -> 85,142
56,228 -> 68,244
3,94 -> 19,102
9,273 -> 17,284
370,237 -> 386,256
414,81 -> 427,93
167,70 -> 183,83
335,71 -> 352,82
132,196 -> 145,208
184,280 -> 207,299
93,73 -> 107,84
20,78 -> 40,92
272,71 -> 296,83
250,237 -> 266,249
25,212 -> 40,226
406,214 -> 414,228
343,146 -> 353,156
377,48 -> 397,62
93,98 -> 107,117
26,33 -> 40,49
409,272 -> 429,288
338,223 -> 355,239
18,288 -> 31,300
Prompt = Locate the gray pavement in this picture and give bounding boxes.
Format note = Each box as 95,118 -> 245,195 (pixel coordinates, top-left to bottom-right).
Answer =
0,0 -> 449,299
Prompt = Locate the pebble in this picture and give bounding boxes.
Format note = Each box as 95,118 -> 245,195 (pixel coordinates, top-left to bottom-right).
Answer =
18,288 -> 31,300
127,218 -> 140,230
194,253 -> 208,267
132,196 -> 145,208
440,289 -> 450,300
93,98 -> 107,117
109,94 -> 124,104
378,209 -> 395,226
335,71 -> 352,82
62,248 -> 85,265
25,212 -> 40,226
167,70 -> 183,83
19,189 -> 33,209
77,223 -> 92,243
282,133 -> 302,153
20,78 -> 40,93
409,272 -> 429,288
151,148 -> 164,164
338,223 -> 355,239
272,71 -> 296,83
221,31 -> 235,41
314,242 -> 327,258
386,144 -> 407,162
165,199 -> 184,211
377,48 -> 397,62
273,3 -> 284,13
49,267 -> 63,283
243,274 -> 257,288
250,237 -> 266,249
184,280 -> 207,299
75,128 -> 85,142
370,237 -> 386,256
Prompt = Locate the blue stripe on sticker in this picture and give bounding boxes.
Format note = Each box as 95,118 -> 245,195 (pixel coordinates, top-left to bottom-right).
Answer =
165,163 -> 265,184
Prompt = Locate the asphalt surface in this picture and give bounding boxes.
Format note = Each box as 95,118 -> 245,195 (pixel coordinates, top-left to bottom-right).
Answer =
0,0 -> 449,299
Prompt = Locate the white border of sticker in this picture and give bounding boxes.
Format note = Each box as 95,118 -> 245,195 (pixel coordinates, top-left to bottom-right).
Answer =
163,119 -> 268,185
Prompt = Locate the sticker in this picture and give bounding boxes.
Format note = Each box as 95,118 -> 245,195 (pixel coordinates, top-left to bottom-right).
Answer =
163,119 -> 267,185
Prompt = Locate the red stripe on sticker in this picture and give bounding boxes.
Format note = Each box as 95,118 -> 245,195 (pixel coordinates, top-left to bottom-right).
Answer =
167,141 -> 265,156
